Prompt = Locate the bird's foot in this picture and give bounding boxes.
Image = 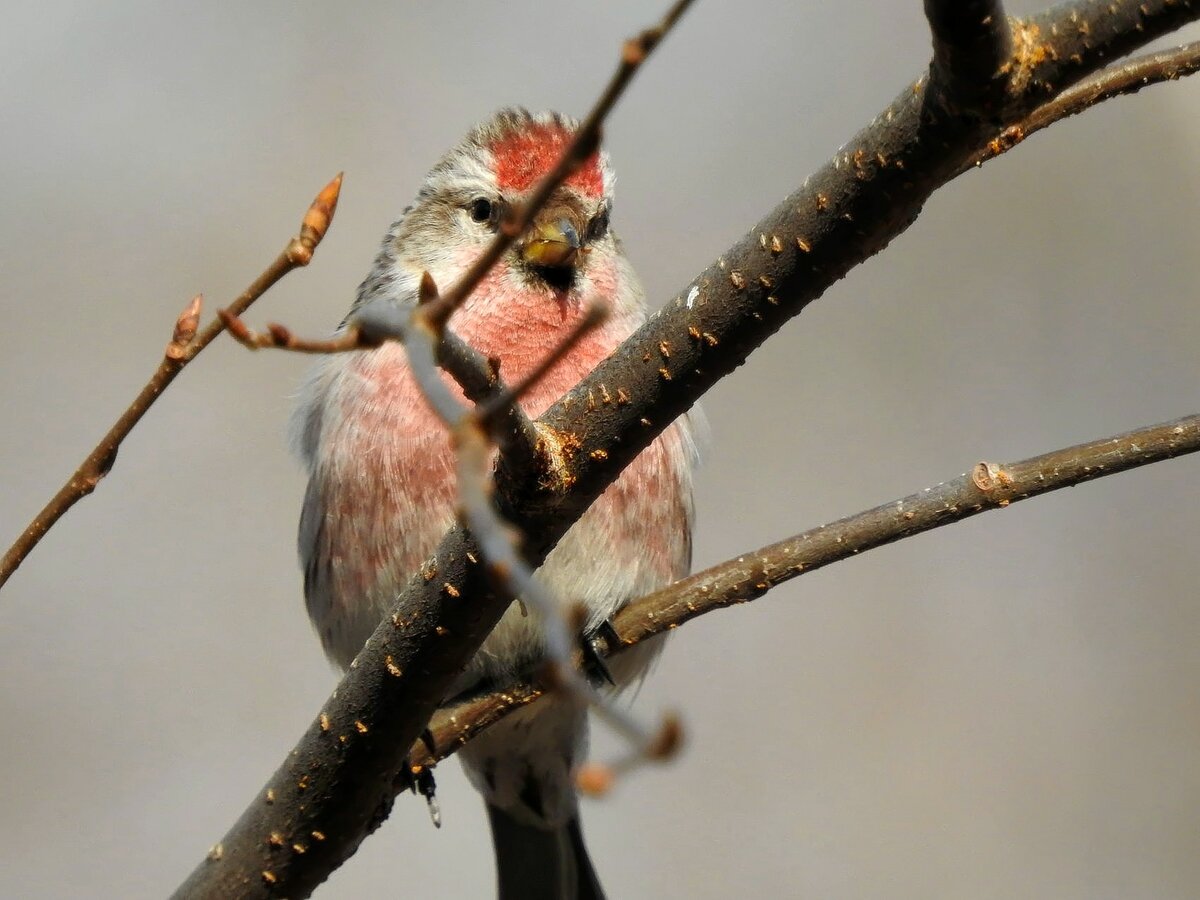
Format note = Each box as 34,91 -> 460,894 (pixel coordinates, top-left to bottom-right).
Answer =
580,619 -> 622,687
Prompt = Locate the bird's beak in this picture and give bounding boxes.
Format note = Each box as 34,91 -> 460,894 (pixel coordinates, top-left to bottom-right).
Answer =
521,218 -> 581,269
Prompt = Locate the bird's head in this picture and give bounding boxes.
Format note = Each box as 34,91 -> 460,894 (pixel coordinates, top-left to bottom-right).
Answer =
388,108 -> 624,305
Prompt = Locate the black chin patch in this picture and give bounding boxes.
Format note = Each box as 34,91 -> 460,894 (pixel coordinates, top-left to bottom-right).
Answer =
528,264 -> 577,292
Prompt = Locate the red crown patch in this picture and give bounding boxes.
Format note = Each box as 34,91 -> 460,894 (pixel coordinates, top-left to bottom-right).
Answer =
490,122 -> 604,197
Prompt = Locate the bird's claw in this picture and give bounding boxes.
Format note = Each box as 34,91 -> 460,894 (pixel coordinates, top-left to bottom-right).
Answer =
580,619 -> 622,687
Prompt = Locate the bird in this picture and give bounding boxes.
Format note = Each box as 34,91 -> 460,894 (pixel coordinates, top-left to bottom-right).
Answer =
292,108 -> 698,899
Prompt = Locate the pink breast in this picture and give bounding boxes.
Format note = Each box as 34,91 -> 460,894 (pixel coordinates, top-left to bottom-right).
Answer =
320,271 -> 690,618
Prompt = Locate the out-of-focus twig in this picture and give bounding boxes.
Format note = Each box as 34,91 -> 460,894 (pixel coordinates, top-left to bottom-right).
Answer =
412,411 -> 1200,771
450,333 -> 675,768
0,174 -> 342,593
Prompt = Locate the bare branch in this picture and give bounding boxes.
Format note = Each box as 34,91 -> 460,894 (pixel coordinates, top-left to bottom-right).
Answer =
0,173 -> 342,593
967,40 -> 1200,169
414,412 -> 1200,769
453,397 -> 671,770
220,293 -> 546,490
1018,1 -> 1200,112
925,0 -> 1012,115
613,414 -> 1200,643
219,313 -> 372,354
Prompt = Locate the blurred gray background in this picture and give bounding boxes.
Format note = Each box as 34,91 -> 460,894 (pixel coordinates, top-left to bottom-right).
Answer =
2,2 -> 1199,897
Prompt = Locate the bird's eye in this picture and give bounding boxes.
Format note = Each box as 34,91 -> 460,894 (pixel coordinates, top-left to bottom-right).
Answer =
469,197 -> 495,225
586,208 -> 609,242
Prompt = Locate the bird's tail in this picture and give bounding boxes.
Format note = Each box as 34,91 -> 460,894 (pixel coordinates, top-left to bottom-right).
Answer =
486,803 -> 606,900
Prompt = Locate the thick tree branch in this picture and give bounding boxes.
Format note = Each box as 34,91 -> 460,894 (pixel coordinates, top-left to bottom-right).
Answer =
175,2 -> 1200,897
520,0 -> 1200,550
413,412 -> 1200,769
0,174 -> 342,592
925,0 -> 1013,115
967,40 -> 1200,169
1021,0 -> 1200,106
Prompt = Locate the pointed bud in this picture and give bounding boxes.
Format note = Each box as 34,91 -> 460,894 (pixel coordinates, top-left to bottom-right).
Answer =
303,173 -> 342,245
166,294 -> 203,361
292,172 -> 343,264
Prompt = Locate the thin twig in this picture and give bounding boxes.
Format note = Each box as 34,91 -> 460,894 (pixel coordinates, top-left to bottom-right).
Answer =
412,411 -> 1200,770
221,295 -> 545,478
219,315 -> 371,354
966,40 -> 1200,170
0,173 -> 342,593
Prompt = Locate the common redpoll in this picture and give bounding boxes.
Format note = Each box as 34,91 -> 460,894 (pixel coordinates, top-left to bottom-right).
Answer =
293,108 -> 698,899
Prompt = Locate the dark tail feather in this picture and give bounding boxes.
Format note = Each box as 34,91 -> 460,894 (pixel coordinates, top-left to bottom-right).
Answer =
486,804 -> 606,900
